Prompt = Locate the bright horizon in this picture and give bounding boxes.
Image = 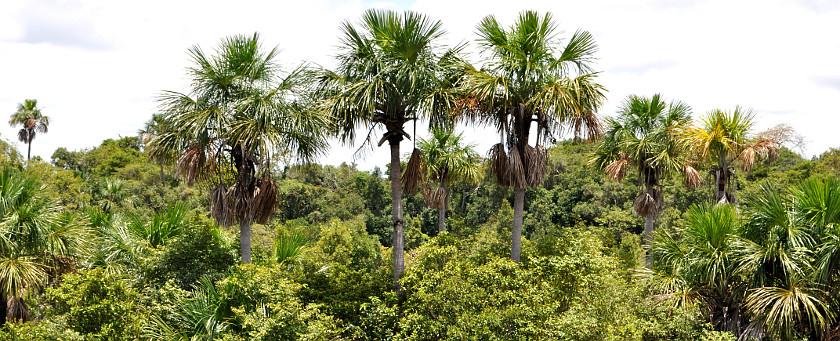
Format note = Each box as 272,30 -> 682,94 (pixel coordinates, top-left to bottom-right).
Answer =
1,0 -> 839,170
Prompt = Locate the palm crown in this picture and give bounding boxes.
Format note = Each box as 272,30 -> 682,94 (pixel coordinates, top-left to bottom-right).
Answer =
593,94 -> 698,221
9,99 -> 50,161
461,11 -> 605,262
148,33 -> 328,263
677,106 -> 777,204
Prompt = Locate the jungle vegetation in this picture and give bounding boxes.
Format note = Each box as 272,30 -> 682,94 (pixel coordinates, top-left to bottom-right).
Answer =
1,9 -> 838,341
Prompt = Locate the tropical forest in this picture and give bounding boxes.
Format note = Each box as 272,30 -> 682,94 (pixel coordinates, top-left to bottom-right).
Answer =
3,9 -> 840,341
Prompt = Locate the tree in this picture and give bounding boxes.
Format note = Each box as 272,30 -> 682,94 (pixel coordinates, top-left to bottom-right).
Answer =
404,129 -> 481,232
8,99 -> 50,162
461,11 -> 606,262
592,94 -> 699,254
139,114 -> 174,187
148,33 -> 328,263
676,107 -> 777,204
318,9 -> 460,291
0,167 -> 87,324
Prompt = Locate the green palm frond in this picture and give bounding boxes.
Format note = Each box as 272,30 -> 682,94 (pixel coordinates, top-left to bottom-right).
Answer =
745,281 -> 833,339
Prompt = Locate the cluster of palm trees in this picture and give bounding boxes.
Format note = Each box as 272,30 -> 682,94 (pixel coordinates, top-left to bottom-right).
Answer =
0,166 -> 194,324
147,9 -> 606,293
647,179 -> 840,339
593,95 -> 781,251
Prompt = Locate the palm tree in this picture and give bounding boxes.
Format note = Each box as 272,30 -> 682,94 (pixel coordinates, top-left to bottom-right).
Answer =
139,114 -> 175,187
148,33 -> 328,264
649,204 -> 750,334
8,99 -> 50,161
404,129 -> 481,232
648,180 -> 840,340
677,107 -> 777,204
318,9 -> 460,292
592,94 -> 699,252
0,167 -> 88,324
461,11 -> 606,262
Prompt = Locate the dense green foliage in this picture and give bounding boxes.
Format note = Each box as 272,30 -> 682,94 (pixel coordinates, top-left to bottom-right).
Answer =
3,8 -> 840,341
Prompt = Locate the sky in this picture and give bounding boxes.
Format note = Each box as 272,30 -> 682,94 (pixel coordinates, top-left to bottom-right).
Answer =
1,0 -> 839,170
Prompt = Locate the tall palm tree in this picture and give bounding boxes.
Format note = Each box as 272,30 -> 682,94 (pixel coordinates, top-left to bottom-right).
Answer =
0,167 -> 88,324
139,114 -> 174,187
318,9 -> 460,292
403,129 -> 481,232
148,33 -> 328,264
461,11 -> 606,262
8,99 -> 50,161
592,94 -> 699,250
677,107 -> 777,204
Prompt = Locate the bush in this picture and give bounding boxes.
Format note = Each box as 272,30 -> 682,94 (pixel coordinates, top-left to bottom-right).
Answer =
45,268 -> 142,340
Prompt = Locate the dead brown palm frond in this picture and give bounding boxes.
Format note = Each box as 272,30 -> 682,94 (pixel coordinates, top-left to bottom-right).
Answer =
524,145 -> 547,187
7,297 -> 29,322
634,189 -> 663,218
210,184 -> 234,226
17,129 -> 29,143
684,165 -> 702,189
423,186 -> 448,210
605,157 -> 630,181
24,118 -> 36,129
402,148 -> 424,193
507,147 -> 527,189
229,183 -> 253,225
253,177 -> 277,224
488,143 -> 510,187
177,145 -> 212,186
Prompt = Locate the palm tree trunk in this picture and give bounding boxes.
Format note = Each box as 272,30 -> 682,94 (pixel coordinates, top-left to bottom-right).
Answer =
160,161 -> 166,187
512,188 -> 525,263
644,214 -> 654,267
389,141 -> 404,294
438,182 -> 447,233
438,204 -> 446,233
240,219 -> 251,264
26,139 -> 31,162
0,288 -> 5,326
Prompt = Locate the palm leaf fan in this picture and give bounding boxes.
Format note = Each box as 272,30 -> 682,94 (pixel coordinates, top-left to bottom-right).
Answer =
488,143 -> 510,187
253,177 -> 277,224
402,148 -> 423,193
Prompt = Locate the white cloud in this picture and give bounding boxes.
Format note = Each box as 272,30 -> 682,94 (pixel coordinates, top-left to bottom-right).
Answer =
1,0 -> 838,170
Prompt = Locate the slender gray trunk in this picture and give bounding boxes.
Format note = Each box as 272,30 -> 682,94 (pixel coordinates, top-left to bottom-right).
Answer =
438,183 -> 447,232
644,214 -> 654,267
26,137 -> 31,161
512,188 -> 525,263
160,161 -> 166,187
389,142 -> 404,294
438,204 -> 446,233
240,219 -> 251,264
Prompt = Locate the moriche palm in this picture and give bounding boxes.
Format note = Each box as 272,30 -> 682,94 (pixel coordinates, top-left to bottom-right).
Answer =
404,129 -> 481,233
318,9 -> 461,293
592,94 -> 699,259
461,11 -> 606,262
8,99 -> 50,162
148,33 -> 328,264
676,107 -> 777,204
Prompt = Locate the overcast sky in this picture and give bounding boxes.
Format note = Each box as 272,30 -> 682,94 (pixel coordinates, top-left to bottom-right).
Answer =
1,0 -> 839,170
